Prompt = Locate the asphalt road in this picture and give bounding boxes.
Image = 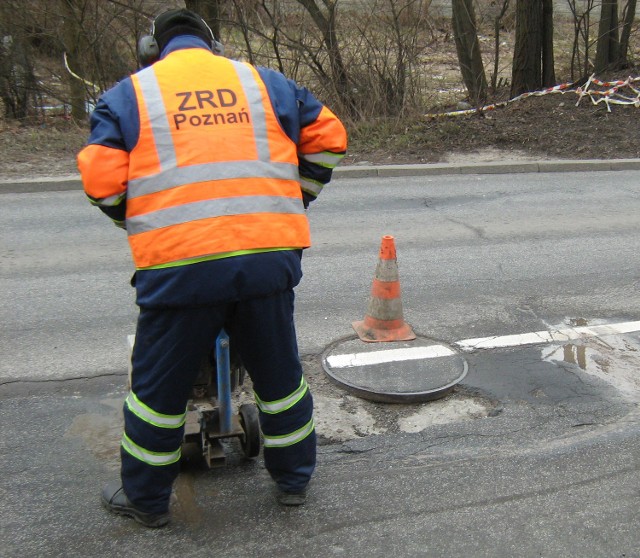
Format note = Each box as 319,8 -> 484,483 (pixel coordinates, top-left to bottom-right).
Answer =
1,164 -> 639,557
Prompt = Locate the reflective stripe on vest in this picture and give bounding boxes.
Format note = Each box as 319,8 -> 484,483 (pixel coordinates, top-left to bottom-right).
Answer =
126,51 -> 310,269
262,417 -> 315,448
255,377 -> 309,415
129,60 -> 296,195
121,433 -> 181,466
125,391 -> 186,429
127,160 -> 298,199
127,195 -> 304,235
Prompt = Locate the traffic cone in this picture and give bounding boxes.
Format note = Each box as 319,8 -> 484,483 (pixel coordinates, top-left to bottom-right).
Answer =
352,235 -> 416,343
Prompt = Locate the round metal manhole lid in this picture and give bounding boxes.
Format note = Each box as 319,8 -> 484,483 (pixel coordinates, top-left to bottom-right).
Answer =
322,335 -> 468,403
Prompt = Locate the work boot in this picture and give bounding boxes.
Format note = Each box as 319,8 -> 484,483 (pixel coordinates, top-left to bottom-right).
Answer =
101,481 -> 170,528
276,487 -> 307,506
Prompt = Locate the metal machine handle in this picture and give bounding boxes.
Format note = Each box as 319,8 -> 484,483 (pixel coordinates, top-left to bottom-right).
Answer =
215,329 -> 233,434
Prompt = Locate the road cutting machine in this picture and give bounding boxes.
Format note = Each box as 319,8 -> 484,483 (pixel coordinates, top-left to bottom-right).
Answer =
127,330 -> 261,468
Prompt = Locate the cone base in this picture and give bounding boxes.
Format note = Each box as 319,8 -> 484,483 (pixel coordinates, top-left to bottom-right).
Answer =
352,320 -> 416,343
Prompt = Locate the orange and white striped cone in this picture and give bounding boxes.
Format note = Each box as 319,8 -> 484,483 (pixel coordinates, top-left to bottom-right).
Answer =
352,235 -> 416,343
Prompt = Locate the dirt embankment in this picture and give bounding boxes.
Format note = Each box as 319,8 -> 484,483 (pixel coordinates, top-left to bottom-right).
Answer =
1,90 -> 639,181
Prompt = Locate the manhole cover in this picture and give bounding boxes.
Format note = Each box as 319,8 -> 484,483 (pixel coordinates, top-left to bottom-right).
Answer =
322,335 -> 468,403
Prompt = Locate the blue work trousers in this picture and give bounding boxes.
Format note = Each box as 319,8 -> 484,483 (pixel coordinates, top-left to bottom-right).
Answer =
122,288 -> 316,514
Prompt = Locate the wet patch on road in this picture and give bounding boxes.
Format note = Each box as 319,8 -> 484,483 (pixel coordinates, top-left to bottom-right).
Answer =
541,334 -> 640,400
172,473 -> 205,526
63,396 -> 122,471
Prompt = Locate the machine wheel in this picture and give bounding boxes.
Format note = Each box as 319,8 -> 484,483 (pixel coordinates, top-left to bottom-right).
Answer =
239,403 -> 261,458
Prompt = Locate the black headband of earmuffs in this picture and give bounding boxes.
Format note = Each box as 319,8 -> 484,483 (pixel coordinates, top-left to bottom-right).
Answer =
137,9 -> 224,68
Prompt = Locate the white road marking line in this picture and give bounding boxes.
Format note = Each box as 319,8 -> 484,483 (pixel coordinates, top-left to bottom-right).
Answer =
325,320 -> 640,367
455,320 -> 640,352
326,345 -> 456,368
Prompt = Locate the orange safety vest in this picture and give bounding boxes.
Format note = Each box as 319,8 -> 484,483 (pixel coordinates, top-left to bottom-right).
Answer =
126,48 -> 310,270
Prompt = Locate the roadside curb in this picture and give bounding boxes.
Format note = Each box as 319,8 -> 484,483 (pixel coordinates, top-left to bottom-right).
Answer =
333,158 -> 640,178
2,159 -> 640,193
0,175 -> 82,194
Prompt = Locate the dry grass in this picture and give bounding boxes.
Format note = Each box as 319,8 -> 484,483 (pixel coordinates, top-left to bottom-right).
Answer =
0,118 -> 87,179
1,2 -> 639,178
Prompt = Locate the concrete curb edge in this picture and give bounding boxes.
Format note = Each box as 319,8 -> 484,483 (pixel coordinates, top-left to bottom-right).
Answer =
333,158 -> 640,179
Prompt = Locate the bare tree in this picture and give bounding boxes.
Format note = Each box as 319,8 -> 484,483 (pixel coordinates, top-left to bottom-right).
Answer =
185,0 -> 223,39
0,12 -> 39,118
541,0 -> 555,85
6,0 -> 636,125
491,0 -> 511,91
566,0 -> 597,80
295,0 -> 356,116
451,0 -> 487,105
0,0 -> 167,121
594,0 -> 620,72
346,0 -> 429,116
230,0 -> 259,65
617,0 -> 636,68
511,0 -> 555,97
60,0 -> 88,122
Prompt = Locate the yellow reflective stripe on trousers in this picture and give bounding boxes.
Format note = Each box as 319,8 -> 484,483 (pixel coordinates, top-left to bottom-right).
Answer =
262,418 -> 315,448
255,377 -> 308,415
125,392 -> 186,429
87,192 -> 126,207
121,433 -> 181,466
300,176 -> 324,196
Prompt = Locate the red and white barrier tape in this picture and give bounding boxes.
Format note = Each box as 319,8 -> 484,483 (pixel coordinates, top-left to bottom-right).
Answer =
425,74 -> 640,118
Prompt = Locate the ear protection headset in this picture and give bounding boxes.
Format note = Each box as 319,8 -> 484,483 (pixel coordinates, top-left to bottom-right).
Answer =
137,12 -> 224,68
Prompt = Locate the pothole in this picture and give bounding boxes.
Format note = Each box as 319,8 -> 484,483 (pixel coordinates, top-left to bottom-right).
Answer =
307,348 -> 498,443
396,394 -> 494,433
312,388 -> 496,443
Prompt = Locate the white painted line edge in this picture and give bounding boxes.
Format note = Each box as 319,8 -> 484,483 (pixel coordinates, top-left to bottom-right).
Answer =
326,345 -> 456,369
325,320 -> 640,368
455,320 -> 640,352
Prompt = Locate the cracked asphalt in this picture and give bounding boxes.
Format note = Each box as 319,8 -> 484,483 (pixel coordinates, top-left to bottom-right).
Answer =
2,163 -> 640,556
2,348 -> 638,557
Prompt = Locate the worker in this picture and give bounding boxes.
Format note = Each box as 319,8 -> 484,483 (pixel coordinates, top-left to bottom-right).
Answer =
77,8 -> 347,528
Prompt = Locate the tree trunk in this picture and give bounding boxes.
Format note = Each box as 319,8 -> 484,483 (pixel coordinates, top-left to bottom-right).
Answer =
296,0 -> 357,116
492,0 -> 511,91
541,0 -> 556,85
595,0 -> 620,73
511,0 -> 543,97
185,0 -> 223,39
60,0 -> 86,122
618,0 -> 637,68
452,0 -> 488,105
